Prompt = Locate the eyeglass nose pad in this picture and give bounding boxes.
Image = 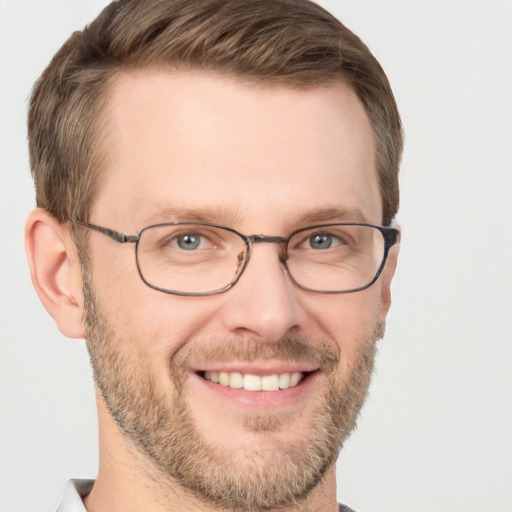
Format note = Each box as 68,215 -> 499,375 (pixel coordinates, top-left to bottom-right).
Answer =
278,240 -> 290,267
236,250 -> 245,269
234,241 -> 253,279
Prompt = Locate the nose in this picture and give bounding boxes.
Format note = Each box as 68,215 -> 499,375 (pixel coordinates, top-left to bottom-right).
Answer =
217,242 -> 302,342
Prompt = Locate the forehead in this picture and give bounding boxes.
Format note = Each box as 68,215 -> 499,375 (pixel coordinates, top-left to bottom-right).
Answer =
95,69 -> 381,230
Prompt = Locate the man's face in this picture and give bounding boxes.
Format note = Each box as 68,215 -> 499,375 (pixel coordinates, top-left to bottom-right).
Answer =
83,70 -> 396,509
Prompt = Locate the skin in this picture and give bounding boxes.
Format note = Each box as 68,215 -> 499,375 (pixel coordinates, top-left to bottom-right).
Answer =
25,70 -> 398,512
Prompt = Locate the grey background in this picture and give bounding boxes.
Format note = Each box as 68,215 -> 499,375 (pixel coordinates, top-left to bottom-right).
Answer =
1,1 -> 511,511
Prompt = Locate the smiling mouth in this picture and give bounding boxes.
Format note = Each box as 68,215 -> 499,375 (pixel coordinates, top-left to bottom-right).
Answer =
200,371 -> 309,391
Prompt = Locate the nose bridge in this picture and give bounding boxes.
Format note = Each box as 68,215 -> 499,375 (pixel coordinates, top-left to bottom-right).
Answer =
248,234 -> 284,244
221,236 -> 300,341
247,234 -> 288,263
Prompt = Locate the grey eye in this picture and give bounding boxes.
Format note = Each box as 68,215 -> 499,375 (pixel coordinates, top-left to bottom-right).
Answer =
309,233 -> 333,249
177,234 -> 201,250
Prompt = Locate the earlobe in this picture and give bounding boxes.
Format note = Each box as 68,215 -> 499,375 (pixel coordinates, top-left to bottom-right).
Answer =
25,208 -> 85,339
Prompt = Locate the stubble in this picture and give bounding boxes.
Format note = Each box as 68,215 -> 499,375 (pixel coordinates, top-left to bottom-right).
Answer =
83,268 -> 379,511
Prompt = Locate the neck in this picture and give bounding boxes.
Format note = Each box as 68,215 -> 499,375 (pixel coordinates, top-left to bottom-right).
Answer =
85,393 -> 339,512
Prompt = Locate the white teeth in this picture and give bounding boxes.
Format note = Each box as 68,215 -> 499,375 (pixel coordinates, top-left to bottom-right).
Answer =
278,373 -> 290,389
229,372 -> 243,389
261,374 -> 279,391
290,372 -> 302,387
203,371 -> 305,391
243,374 -> 262,391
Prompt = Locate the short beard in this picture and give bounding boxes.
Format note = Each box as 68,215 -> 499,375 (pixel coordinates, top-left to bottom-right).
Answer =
82,268 -> 380,511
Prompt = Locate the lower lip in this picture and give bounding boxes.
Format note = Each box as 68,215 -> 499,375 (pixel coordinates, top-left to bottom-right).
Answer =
189,371 -> 319,410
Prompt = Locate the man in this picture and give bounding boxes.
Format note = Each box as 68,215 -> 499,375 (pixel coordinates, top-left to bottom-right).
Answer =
25,0 -> 402,510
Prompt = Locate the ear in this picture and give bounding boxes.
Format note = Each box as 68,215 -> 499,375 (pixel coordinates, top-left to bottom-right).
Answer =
25,208 -> 85,339
378,239 -> 400,323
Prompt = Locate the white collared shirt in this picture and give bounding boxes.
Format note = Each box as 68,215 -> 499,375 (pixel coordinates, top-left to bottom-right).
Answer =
56,479 -> 93,512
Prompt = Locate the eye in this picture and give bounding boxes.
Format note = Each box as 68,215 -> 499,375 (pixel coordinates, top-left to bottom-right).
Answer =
175,233 -> 208,250
142,225 -> 228,259
177,233 -> 201,250
308,233 -> 337,250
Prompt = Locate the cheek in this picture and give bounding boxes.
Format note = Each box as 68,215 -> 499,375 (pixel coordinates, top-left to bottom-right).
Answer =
306,287 -> 382,336
96,273 -> 223,363
303,288 -> 383,369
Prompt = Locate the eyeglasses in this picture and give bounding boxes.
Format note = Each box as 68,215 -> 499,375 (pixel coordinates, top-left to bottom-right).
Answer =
71,219 -> 399,296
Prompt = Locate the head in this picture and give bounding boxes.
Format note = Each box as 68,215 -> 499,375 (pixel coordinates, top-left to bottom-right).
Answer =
26,1 -> 402,510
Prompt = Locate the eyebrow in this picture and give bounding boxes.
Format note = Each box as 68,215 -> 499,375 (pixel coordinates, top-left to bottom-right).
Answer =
295,207 -> 370,225
139,205 -> 244,227
138,205 -> 370,231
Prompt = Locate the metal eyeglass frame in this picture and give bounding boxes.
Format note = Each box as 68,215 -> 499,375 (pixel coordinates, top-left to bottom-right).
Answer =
70,218 -> 400,296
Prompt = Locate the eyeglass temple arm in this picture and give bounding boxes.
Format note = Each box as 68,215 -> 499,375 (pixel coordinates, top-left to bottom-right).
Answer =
70,219 -> 139,244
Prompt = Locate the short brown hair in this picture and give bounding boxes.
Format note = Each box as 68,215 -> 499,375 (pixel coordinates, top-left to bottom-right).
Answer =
28,0 -> 403,227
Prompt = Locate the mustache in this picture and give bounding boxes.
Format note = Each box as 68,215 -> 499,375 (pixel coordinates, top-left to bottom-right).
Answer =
173,335 -> 341,374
